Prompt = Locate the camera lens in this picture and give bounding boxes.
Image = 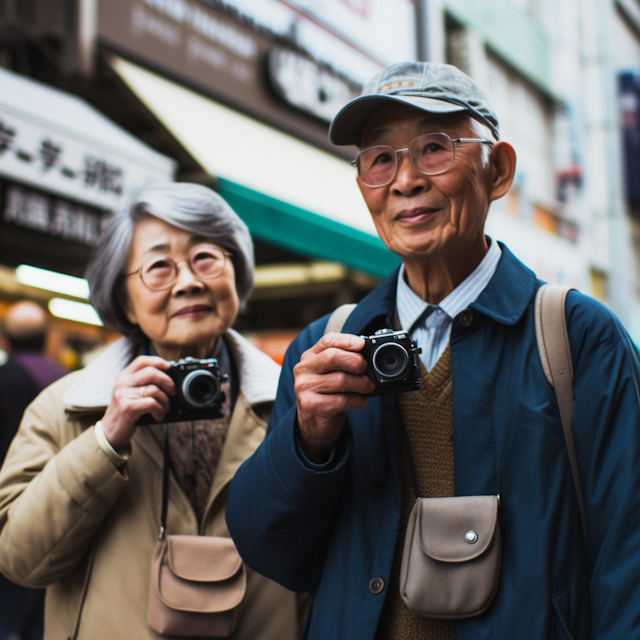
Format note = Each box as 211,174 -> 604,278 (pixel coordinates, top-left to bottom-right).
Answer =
372,343 -> 409,379
181,370 -> 220,408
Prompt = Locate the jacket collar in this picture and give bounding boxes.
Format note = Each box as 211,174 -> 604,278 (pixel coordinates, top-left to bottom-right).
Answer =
469,242 -> 537,325
340,241 -> 536,333
63,328 -> 280,412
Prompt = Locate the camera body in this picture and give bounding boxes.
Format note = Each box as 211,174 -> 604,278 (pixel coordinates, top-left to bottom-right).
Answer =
138,357 -> 228,425
360,328 -> 421,396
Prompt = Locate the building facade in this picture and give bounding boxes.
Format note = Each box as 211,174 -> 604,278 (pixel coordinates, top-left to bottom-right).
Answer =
419,0 -> 640,343
1,0 -> 639,364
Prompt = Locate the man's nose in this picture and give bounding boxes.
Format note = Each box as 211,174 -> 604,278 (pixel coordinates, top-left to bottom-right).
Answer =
392,149 -> 426,193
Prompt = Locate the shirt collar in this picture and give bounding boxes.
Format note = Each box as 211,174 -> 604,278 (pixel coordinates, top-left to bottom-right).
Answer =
396,237 -> 502,332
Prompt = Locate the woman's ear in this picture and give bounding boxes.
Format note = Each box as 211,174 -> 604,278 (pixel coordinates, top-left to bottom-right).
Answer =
488,141 -> 517,202
118,287 -> 138,326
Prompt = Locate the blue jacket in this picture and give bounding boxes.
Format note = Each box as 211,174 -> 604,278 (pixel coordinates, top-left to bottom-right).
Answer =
227,244 -> 640,639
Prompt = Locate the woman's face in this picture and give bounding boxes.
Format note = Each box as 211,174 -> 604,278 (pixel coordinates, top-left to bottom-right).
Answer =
122,216 -> 240,361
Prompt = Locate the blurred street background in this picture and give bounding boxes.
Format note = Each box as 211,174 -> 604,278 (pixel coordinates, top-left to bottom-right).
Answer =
0,0 -> 639,365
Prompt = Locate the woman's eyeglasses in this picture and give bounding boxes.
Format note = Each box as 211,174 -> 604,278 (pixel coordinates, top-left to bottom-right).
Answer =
352,132 -> 494,187
124,246 -> 232,291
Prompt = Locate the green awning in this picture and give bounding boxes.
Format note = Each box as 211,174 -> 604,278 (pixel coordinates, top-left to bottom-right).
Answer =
217,178 -> 401,278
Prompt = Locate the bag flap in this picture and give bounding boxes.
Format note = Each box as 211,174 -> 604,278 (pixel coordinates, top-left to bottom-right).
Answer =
418,495 -> 499,563
166,535 -> 243,582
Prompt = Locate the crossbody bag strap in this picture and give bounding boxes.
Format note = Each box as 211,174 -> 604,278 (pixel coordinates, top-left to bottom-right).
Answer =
159,426 -> 170,540
535,283 -> 586,540
67,544 -> 96,640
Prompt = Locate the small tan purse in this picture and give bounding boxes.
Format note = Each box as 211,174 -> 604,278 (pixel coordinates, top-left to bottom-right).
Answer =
147,429 -> 246,636
399,495 -> 501,619
396,412 -> 501,620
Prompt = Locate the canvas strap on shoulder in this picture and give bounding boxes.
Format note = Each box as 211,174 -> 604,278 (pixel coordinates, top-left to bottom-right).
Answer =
535,283 -> 586,541
324,303 -> 357,335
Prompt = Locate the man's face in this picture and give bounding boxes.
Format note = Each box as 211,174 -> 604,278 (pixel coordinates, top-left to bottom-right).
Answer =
357,103 -> 495,267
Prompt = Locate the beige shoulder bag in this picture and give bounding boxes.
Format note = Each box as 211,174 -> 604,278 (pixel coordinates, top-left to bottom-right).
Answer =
146,428 -> 246,636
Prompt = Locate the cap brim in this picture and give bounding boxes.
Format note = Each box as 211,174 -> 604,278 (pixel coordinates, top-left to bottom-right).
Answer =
329,95 -> 468,146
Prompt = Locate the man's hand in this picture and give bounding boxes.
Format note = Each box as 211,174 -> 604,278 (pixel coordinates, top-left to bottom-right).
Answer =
294,332 -> 375,463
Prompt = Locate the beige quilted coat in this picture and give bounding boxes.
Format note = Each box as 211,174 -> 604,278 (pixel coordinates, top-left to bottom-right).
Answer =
0,330 -> 304,640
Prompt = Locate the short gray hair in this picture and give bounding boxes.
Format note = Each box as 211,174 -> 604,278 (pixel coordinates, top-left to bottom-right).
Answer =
87,182 -> 254,337
469,118 -> 496,167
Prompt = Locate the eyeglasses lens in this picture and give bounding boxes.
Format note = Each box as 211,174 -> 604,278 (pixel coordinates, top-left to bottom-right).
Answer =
140,248 -> 226,290
411,133 -> 454,175
357,133 -> 454,186
190,249 -> 226,278
141,258 -> 175,290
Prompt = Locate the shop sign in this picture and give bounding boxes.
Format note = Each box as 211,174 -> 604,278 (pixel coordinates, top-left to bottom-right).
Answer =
98,0 -> 362,153
0,107 -> 162,211
100,0 -> 264,111
2,180 -> 109,246
268,48 -> 359,123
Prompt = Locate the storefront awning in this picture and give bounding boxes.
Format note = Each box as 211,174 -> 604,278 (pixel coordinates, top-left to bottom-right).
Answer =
0,65 -> 176,210
110,56 -> 400,278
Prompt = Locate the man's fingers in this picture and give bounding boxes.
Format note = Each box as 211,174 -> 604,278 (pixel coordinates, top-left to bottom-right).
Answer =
297,370 -> 375,396
302,332 -> 365,357
297,347 -> 368,377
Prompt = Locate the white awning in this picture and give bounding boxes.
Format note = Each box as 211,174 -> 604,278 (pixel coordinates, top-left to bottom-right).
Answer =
110,55 -> 377,237
0,66 -> 176,210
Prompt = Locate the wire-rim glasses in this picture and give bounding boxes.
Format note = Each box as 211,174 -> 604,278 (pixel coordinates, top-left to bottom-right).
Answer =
352,132 -> 494,187
123,245 -> 232,291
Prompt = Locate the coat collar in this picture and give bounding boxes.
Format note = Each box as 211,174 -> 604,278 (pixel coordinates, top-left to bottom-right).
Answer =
63,328 -> 281,412
340,241 -> 537,333
469,242 -> 537,325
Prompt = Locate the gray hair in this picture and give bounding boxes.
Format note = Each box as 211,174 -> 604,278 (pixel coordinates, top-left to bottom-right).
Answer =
87,182 -> 254,337
469,118 -> 496,167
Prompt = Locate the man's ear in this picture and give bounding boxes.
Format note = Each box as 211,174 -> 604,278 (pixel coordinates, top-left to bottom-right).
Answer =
488,141 -> 517,202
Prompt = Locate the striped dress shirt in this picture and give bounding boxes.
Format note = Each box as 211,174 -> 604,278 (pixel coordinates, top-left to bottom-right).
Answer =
396,238 -> 502,372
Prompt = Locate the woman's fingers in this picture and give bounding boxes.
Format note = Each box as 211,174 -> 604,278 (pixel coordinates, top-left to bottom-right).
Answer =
101,357 -> 176,450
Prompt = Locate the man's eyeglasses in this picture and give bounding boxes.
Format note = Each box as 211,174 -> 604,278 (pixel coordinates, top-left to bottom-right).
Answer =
352,132 -> 494,187
123,246 -> 232,291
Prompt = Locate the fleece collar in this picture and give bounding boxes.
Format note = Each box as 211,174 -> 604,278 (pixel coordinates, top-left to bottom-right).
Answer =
63,328 -> 281,412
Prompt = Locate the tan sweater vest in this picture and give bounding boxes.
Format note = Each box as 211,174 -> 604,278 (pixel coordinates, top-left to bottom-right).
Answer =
374,345 -> 455,640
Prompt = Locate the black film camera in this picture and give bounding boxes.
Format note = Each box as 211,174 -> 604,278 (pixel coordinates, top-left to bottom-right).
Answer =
360,328 -> 422,396
138,357 -> 227,424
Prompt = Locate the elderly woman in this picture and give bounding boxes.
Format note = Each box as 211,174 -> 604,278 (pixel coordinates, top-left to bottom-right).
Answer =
0,183 -> 303,639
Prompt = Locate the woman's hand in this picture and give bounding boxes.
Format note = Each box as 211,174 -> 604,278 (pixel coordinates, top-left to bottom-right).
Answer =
100,356 -> 176,450
294,333 -> 375,464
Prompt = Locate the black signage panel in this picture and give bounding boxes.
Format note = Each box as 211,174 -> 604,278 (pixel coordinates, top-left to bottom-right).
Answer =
0,179 -> 111,276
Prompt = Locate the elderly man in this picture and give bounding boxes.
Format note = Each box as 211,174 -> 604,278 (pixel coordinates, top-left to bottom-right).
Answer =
227,62 -> 640,639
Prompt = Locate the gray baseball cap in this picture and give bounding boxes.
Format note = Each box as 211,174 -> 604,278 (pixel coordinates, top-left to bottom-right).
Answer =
329,61 -> 500,146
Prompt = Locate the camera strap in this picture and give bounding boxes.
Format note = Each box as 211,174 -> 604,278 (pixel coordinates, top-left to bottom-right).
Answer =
159,427 -> 171,540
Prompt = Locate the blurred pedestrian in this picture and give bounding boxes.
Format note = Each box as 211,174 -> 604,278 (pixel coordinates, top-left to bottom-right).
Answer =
0,300 -> 67,640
